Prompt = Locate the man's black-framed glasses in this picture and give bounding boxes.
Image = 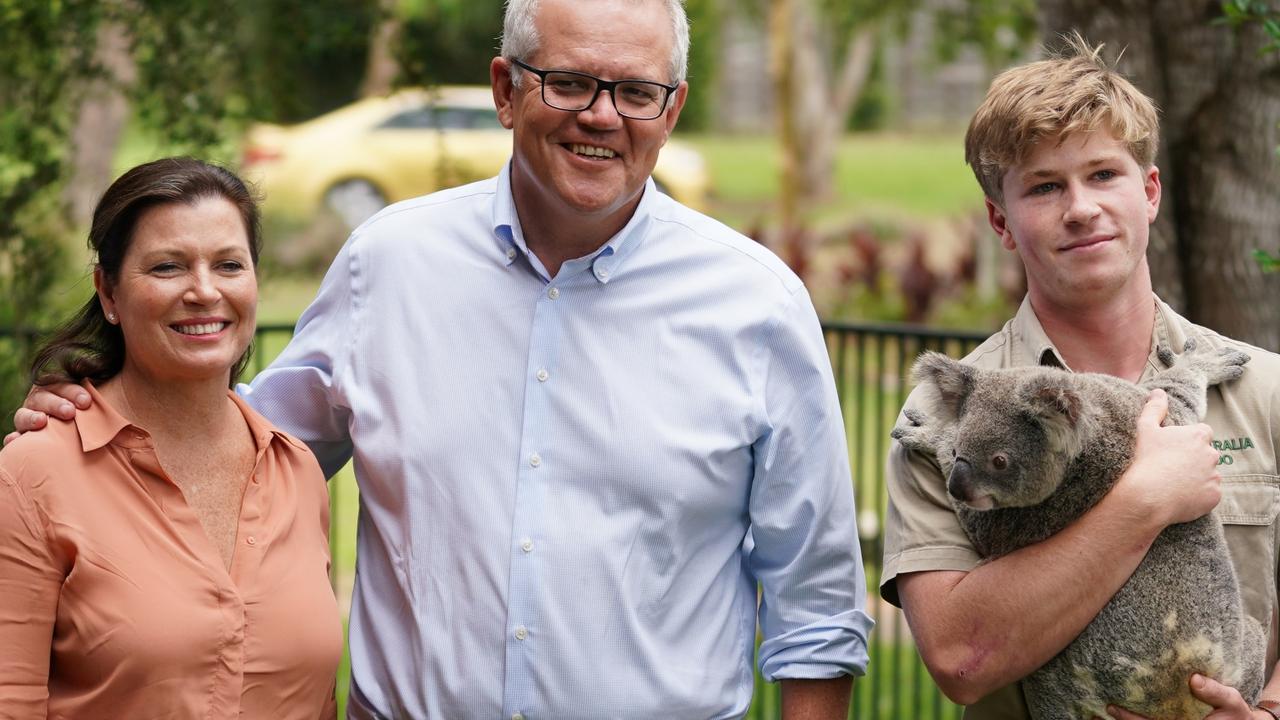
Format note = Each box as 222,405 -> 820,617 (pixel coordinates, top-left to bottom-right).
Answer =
511,59 -> 677,120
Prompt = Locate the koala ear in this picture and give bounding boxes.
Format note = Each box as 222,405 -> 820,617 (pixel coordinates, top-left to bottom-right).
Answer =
911,351 -> 975,419
1025,382 -> 1083,427
1023,380 -> 1089,459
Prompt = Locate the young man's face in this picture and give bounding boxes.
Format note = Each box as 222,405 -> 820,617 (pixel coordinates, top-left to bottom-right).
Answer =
988,130 -> 1161,311
491,0 -> 687,231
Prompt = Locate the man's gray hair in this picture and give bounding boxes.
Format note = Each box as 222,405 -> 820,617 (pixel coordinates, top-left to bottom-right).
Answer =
501,0 -> 689,87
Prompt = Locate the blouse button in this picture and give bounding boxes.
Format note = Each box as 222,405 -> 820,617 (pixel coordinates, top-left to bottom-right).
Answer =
246,536 -> 257,546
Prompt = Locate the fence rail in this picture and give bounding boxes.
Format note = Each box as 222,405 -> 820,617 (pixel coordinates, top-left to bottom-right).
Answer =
1,320 -> 992,719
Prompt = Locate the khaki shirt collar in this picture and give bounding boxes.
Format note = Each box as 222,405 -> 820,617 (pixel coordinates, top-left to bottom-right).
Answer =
1008,293 -> 1178,380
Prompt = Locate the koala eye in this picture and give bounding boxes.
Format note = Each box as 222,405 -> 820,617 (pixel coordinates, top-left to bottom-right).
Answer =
992,453 -> 1008,470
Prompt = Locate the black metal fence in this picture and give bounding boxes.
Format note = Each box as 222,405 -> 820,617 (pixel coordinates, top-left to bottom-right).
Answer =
1,319 -> 991,719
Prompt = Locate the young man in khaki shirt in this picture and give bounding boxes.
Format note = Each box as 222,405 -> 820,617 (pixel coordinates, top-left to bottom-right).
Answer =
881,37 -> 1280,720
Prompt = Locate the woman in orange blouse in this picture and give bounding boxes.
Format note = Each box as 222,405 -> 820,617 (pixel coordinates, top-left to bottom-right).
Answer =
0,158 -> 342,718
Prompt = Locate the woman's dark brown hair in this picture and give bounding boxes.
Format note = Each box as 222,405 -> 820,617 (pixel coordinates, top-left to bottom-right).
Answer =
30,157 -> 262,388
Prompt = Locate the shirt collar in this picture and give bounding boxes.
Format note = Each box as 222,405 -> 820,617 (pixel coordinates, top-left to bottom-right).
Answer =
75,379 -> 295,456
75,380 -> 134,452
1011,293 -> 1168,375
1009,296 -> 1070,369
490,161 -> 655,284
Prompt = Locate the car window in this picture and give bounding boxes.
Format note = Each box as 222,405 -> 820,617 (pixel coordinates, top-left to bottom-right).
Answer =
378,105 -> 505,131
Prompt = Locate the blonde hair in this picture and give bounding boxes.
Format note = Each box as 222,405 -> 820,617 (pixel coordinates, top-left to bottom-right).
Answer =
964,33 -> 1160,204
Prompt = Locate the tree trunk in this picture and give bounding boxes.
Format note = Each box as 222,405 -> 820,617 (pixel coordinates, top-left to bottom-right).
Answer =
1037,0 -> 1280,350
770,0 -> 802,254
64,20 -> 135,228
360,0 -> 402,98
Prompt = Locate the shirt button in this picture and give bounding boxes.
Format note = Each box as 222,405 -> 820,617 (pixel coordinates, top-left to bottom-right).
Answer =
506,247 -> 517,260
536,369 -> 549,382
595,267 -> 609,280
521,538 -> 534,553
246,536 -> 256,546
515,625 -> 528,640
547,287 -> 560,300
512,714 -> 525,720
529,453 -> 541,468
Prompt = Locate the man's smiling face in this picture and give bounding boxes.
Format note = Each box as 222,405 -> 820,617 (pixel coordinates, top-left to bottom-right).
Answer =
988,129 -> 1161,311
493,0 -> 686,230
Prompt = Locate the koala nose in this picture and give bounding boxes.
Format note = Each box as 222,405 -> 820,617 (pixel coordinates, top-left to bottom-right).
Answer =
947,458 -> 973,502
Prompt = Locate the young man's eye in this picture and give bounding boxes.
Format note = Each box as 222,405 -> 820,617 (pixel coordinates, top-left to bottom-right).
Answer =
1029,182 -> 1057,196
1094,169 -> 1117,181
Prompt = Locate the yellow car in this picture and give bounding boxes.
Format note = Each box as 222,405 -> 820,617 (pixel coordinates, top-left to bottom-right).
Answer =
242,86 -> 710,228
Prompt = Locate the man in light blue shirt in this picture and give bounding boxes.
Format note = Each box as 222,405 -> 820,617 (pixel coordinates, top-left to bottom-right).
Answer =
16,0 -> 872,717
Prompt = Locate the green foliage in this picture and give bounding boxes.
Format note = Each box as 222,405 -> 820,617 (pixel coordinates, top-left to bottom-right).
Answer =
1220,1 -> 1280,274
677,0 -> 723,132
0,0 -> 274,430
396,1 -> 504,87
1220,0 -> 1280,51
932,0 -> 1038,69
238,0 -> 375,123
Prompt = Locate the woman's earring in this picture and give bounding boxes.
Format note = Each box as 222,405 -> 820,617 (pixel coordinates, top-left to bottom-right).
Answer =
106,312 -> 117,323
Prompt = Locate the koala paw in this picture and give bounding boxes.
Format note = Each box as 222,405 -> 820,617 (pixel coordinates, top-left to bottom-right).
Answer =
891,408 -> 937,453
1178,343 -> 1251,385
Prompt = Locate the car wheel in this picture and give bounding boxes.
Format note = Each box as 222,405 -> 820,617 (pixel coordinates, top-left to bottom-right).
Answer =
324,179 -> 387,229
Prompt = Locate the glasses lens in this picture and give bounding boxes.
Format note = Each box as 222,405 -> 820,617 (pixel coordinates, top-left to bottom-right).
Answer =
542,72 -> 597,111
614,82 -> 666,119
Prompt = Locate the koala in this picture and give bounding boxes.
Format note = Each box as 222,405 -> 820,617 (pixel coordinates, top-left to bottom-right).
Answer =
891,339 -> 1264,720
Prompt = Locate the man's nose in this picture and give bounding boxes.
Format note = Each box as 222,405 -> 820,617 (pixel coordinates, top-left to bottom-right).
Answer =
1062,184 -> 1102,224
578,88 -> 624,129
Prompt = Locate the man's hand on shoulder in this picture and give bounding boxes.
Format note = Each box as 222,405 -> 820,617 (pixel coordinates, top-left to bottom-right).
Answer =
1112,389 -> 1223,528
4,384 -> 90,446
1101,674 -> 1263,720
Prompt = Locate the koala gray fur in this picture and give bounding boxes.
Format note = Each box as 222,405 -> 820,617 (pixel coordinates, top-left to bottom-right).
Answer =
891,339 -> 1264,720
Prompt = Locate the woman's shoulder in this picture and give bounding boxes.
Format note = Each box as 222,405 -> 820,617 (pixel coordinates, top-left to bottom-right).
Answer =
0,417 -> 84,491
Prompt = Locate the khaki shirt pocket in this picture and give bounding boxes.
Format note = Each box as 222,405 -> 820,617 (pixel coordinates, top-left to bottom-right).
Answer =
1218,475 -> 1280,673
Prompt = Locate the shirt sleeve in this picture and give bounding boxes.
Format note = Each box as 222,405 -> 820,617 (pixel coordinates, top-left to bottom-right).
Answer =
747,287 -> 874,682
0,466 -> 61,716
240,236 -> 362,478
879,393 -> 982,608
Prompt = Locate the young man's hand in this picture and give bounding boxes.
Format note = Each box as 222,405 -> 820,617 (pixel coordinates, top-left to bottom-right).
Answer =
1111,389 -> 1223,528
4,384 -> 90,446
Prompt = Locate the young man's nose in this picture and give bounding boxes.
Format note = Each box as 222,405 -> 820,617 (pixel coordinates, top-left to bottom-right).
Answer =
1062,185 -> 1102,224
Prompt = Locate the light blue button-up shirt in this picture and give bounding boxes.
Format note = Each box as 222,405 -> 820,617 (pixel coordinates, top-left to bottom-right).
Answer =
244,165 -> 872,719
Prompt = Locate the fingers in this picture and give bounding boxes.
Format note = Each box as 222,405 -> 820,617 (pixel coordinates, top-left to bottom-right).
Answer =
25,386 -> 88,421
1188,673 -> 1246,711
12,408 -> 49,435
3,431 -> 20,446
1137,388 -> 1169,428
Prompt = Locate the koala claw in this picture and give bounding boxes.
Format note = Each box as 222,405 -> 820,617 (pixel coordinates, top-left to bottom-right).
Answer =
891,408 -> 937,452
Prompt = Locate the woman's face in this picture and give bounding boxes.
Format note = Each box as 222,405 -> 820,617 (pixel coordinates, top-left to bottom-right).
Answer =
97,197 -> 257,386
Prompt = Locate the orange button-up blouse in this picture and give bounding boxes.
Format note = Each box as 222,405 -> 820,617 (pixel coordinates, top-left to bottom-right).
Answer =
0,382 -> 342,719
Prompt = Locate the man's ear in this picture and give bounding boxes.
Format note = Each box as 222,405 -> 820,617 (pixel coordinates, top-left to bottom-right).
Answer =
986,197 -> 1015,251
491,56 -> 516,130
1144,165 -> 1161,224
660,81 -> 689,143
911,351 -> 975,420
94,267 -> 117,325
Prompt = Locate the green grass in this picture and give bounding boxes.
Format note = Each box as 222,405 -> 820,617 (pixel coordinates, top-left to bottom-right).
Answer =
682,131 -> 981,229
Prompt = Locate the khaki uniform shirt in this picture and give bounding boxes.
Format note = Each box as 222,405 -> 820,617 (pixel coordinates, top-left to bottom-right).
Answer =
880,296 -> 1280,718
